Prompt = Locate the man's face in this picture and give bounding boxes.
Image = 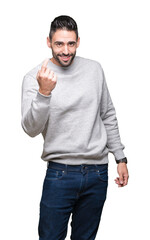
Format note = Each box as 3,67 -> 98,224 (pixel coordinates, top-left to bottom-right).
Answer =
47,29 -> 80,67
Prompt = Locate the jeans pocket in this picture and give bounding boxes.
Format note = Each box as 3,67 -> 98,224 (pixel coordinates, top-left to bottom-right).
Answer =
45,168 -> 66,180
95,164 -> 108,182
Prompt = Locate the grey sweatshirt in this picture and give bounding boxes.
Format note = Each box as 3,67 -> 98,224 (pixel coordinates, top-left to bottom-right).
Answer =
21,56 -> 125,165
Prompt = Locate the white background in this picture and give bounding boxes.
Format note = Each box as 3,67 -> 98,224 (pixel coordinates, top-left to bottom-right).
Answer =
0,0 -> 150,239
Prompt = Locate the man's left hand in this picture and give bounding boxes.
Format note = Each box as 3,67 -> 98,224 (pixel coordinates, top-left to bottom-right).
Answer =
115,163 -> 129,187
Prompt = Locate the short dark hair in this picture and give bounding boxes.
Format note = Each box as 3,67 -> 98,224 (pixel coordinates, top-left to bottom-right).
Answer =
49,15 -> 78,41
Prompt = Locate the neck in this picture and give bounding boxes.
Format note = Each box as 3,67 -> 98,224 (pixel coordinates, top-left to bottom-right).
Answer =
50,57 -> 60,66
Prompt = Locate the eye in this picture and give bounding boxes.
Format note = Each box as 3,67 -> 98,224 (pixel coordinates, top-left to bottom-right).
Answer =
69,42 -> 75,47
56,42 -> 63,47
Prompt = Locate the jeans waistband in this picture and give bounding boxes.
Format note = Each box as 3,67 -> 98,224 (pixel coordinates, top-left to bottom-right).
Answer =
47,161 -> 108,172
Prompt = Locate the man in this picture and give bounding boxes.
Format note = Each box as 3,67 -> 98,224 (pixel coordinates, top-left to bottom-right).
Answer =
21,15 -> 129,240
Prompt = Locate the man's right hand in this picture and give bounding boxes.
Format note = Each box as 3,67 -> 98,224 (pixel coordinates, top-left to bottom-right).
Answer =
36,58 -> 57,96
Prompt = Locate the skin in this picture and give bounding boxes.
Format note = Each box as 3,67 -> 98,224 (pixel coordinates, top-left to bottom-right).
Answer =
36,29 -> 80,96
115,162 -> 129,187
36,58 -> 57,96
36,29 -> 129,187
47,29 -> 80,67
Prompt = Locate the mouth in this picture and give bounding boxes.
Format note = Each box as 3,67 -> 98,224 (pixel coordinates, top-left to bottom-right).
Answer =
60,56 -> 71,62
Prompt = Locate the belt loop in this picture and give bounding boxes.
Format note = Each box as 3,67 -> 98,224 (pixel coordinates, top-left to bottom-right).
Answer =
65,164 -> 68,173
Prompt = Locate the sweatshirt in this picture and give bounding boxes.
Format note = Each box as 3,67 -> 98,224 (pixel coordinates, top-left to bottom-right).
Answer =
21,56 -> 125,165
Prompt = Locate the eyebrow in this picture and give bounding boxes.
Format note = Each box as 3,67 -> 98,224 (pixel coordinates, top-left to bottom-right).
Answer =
68,41 -> 76,44
54,41 -> 76,44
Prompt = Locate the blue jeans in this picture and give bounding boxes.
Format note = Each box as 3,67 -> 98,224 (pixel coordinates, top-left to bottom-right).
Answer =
38,161 -> 108,240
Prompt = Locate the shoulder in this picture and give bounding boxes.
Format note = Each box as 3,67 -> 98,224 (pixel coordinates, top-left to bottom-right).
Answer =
77,56 -> 103,71
77,56 -> 104,81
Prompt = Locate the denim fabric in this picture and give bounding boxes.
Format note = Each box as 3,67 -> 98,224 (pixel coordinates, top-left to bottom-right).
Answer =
38,161 -> 108,240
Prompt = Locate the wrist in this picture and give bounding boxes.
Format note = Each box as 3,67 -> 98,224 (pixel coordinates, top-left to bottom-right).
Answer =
115,157 -> 128,164
39,88 -> 51,96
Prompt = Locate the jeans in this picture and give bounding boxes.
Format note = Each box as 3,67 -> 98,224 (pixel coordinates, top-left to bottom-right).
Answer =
38,161 -> 108,240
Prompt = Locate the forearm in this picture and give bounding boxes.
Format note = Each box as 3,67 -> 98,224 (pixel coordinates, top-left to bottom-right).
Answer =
100,71 -> 125,160
102,102 -> 125,160
22,88 -> 51,137
21,60 -> 57,137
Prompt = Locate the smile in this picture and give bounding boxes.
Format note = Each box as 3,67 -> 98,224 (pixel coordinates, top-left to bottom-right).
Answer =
60,56 -> 71,61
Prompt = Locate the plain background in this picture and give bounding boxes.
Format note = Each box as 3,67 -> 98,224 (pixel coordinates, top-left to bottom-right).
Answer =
0,0 -> 150,239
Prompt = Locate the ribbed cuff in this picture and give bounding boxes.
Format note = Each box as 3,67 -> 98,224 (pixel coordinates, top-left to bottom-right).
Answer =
37,90 -> 52,98
113,149 -> 126,160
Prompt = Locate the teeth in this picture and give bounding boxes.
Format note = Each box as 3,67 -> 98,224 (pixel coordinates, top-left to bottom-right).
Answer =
61,57 -> 70,61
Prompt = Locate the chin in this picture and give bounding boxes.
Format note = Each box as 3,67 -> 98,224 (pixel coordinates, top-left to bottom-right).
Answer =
59,58 -> 73,67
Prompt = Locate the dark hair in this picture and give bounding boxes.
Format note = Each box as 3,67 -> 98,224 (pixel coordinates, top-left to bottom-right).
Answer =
49,15 -> 78,41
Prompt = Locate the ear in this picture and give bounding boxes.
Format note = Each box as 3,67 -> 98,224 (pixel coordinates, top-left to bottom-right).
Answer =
76,37 -> 80,48
47,37 -> 51,48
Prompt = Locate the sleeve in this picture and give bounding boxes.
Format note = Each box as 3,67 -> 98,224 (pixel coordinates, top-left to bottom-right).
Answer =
21,74 -> 51,137
100,69 -> 126,160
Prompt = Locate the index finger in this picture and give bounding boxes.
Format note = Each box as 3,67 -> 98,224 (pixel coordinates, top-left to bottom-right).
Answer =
41,58 -> 49,71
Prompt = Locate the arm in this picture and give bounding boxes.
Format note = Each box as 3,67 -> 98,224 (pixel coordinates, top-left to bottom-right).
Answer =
21,59 -> 57,137
100,69 -> 125,160
100,69 -> 129,187
21,74 -> 51,137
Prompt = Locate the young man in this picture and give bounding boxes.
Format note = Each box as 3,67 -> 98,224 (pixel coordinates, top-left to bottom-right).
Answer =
21,15 -> 129,240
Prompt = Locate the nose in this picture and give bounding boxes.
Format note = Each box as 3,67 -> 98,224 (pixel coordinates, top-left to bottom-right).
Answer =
62,45 -> 69,55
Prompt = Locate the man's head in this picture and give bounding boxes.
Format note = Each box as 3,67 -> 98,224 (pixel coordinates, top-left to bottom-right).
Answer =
47,15 -> 80,67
